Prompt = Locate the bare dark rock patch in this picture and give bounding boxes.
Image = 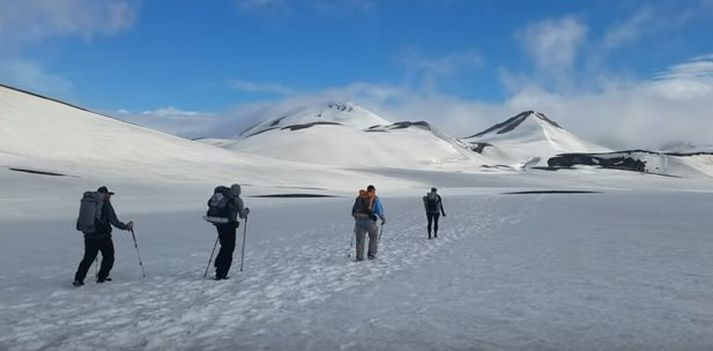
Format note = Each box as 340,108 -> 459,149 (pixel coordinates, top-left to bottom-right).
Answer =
9,168 -> 72,177
502,190 -> 601,195
250,194 -> 338,198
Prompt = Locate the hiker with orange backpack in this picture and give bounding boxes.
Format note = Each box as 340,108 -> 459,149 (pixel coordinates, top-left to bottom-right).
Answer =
351,185 -> 385,261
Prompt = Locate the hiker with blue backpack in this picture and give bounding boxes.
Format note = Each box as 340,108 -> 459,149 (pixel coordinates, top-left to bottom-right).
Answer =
73,186 -> 134,286
351,184 -> 385,261
423,187 -> 446,239
203,184 -> 250,280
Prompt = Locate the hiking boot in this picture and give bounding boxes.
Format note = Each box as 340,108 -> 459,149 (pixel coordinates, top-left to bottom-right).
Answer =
214,276 -> 229,281
96,277 -> 112,283
368,255 -> 376,260
72,280 -> 84,287
434,234 -> 438,238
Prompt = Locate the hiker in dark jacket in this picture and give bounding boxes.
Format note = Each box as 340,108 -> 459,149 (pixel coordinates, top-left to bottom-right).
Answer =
213,184 -> 249,280
352,185 -> 385,261
73,186 -> 133,286
423,187 -> 446,239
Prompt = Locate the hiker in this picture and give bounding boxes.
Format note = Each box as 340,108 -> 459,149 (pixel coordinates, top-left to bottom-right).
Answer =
205,184 -> 249,280
73,186 -> 134,286
423,187 -> 446,239
351,184 -> 385,261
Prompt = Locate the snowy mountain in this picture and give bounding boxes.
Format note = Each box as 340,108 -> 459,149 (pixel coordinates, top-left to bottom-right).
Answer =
549,149 -> 713,177
459,111 -> 610,167
239,102 -> 390,138
0,84 -> 402,191
216,103 -> 490,169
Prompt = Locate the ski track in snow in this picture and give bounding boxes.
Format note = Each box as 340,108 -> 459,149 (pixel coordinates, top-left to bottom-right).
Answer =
0,196 -> 521,350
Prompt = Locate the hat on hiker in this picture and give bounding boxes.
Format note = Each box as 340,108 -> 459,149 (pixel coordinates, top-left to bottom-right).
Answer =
97,186 -> 115,195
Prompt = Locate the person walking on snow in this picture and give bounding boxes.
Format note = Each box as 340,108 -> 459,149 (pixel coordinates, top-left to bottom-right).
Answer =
212,184 -> 249,280
423,187 -> 446,239
351,184 -> 385,261
73,186 -> 134,286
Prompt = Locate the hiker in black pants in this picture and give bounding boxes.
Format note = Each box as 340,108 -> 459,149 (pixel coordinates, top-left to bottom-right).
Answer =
213,184 -> 249,280
423,187 -> 446,239
73,186 -> 133,286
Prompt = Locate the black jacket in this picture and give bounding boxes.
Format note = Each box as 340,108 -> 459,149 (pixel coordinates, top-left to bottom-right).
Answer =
89,200 -> 128,238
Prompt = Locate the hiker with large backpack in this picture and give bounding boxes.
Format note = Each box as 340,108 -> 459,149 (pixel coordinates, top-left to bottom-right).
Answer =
203,184 -> 249,280
423,187 -> 446,239
351,184 -> 385,261
73,186 -> 134,286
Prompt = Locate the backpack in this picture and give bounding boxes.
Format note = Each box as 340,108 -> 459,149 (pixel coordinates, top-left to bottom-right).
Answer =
76,191 -> 101,234
424,193 -> 440,213
204,186 -> 235,224
352,191 -> 373,219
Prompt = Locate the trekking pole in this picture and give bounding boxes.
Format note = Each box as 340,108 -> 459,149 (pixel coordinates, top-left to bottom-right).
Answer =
202,235 -> 219,279
130,229 -> 147,278
347,230 -> 354,258
239,216 -> 249,272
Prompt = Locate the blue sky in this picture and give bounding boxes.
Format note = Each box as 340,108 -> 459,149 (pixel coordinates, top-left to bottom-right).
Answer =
1,0 -> 713,147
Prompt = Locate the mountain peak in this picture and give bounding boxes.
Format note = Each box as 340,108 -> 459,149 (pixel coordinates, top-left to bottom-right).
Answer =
239,101 -> 390,138
465,110 -> 561,139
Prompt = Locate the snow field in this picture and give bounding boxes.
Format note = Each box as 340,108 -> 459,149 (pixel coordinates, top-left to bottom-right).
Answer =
2,191 -> 712,350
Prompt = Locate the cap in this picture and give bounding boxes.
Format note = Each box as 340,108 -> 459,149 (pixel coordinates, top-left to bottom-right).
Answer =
97,186 -> 115,195
431,187 -> 437,192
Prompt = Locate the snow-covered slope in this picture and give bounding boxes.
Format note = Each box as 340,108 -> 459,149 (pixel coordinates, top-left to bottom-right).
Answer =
219,103 -> 490,169
459,111 -> 610,167
0,85 -> 415,190
0,84 -> 269,182
550,150 -> 713,178
240,102 -> 390,138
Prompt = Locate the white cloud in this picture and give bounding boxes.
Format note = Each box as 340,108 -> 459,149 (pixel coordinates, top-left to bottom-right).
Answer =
602,7 -> 654,50
0,0 -> 138,99
0,0 -> 138,53
0,59 -> 72,96
519,16 -> 587,72
497,55 -> 713,149
393,49 -> 483,91
202,54 -> 713,151
112,106 -> 218,138
227,79 -> 294,95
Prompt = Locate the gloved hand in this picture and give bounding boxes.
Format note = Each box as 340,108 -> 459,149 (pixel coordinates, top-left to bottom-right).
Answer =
126,221 -> 134,230
381,219 -> 386,225
245,207 -> 250,215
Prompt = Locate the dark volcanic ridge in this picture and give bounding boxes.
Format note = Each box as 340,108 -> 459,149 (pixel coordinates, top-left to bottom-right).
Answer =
465,111 -> 562,139
365,121 -> 433,133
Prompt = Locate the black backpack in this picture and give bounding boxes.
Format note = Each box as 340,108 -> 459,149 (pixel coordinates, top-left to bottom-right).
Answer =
352,195 -> 373,219
424,193 -> 440,213
204,186 -> 235,224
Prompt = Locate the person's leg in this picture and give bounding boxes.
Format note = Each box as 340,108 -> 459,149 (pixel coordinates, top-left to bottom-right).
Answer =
97,237 -> 115,281
427,213 -> 434,238
354,221 -> 367,261
433,214 -> 440,238
367,221 -> 378,259
74,238 -> 100,283
215,225 -> 236,278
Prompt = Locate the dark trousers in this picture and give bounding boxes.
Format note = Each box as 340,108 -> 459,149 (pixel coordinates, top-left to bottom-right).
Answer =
427,213 -> 440,238
215,224 -> 237,278
74,236 -> 115,282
